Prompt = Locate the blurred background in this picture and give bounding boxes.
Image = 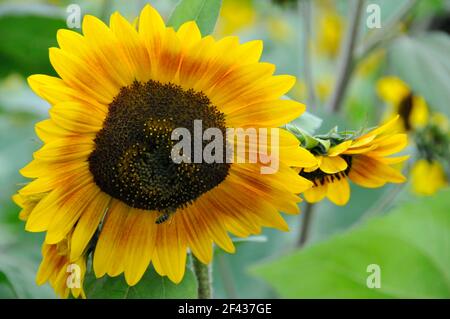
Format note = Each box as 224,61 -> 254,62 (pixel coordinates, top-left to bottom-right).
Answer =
0,0 -> 449,298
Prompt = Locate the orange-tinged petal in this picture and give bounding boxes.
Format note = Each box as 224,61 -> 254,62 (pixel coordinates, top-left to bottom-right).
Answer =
70,191 -> 111,260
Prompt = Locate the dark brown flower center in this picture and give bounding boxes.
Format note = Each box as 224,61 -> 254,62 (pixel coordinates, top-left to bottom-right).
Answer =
398,93 -> 414,131
88,80 -> 230,212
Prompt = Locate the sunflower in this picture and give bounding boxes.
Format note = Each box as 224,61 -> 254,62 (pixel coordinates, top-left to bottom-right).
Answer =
411,113 -> 450,196
377,76 -> 429,132
14,5 -> 317,296
298,117 -> 408,206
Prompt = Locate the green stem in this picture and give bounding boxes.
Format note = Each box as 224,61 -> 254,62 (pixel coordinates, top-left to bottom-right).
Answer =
192,255 -> 212,299
356,0 -> 418,60
299,0 -> 317,109
297,202 -> 315,247
327,0 -> 365,113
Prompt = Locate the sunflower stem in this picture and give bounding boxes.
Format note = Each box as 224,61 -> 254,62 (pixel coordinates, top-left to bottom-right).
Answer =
327,0 -> 365,113
192,255 -> 212,299
299,0 -> 317,109
355,0 -> 418,61
297,202 -> 315,247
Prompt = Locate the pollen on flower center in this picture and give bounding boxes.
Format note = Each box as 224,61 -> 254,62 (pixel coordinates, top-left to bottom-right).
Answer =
88,80 -> 230,212
299,155 -> 353,185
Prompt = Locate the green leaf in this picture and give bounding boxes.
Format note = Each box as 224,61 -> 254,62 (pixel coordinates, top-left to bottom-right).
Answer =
284,110 -> 323,148
85,266 -> 197,299
167,0 -> 222,36
250,188 -> 450,298
388,32 -> 450,117
0,252 -> 54,298
287,110 -> 323,135
0,14 -> 65,78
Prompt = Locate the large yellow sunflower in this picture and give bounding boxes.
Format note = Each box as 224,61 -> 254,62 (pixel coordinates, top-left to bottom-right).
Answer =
298,117 -> 408,205
14,5 -> 316,296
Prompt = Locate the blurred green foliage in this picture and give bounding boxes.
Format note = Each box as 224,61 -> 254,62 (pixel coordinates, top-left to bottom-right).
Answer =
84,266 -> 197,299
0,15 -> 65,78
251,188 -> 450,298
168,0 -> 222,35
388,33 -> 450,118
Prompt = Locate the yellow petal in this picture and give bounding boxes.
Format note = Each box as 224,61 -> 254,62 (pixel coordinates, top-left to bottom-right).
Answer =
93,200 -> 130,278
303,183 -> 328,203
50,101 -> 105,133
109,12 -> 151,82
177,21 -> 202,50
33,136 -> 94,162
49,47 -> 116,104
326,177 -> 350,206
179,206 -> 213,264
123,209 -> 157,286
319,155 -> 348,174
226,99 -> 305,128
152,219 -> 187,284
45,181 -> 99,244
368,134 -> 408,157
328,140 -> 352,156
411,160 -> 447,195
70,191 -> 111,261
410,95 -> 429,129
377,76 -> 410,105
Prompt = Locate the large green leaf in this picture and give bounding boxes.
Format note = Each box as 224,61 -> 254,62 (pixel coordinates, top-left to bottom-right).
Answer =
388,32 -> 450,117
250,188 -> 450,298
168,0 -> 222,36
0,14 -> 65,78
85,266 -> 197,299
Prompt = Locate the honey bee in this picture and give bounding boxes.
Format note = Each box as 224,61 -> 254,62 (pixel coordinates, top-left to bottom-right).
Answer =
155,210 -> 175,225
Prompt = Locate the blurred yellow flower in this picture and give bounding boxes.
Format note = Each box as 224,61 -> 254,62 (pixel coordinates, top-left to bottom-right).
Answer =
315,7 -> 344,57
299,117 -> 408,205
356,49 -> 385,76
267,16 -> 293,42
291,79 -> 307,101
411,159 -> 448,196
316,76 -> 333,102
216,0 -> 256,36
377,76 -> 429,132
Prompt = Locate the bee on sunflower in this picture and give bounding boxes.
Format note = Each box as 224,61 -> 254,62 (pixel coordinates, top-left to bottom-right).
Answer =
296,116 -> 408,206
13,5 -> 318,298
